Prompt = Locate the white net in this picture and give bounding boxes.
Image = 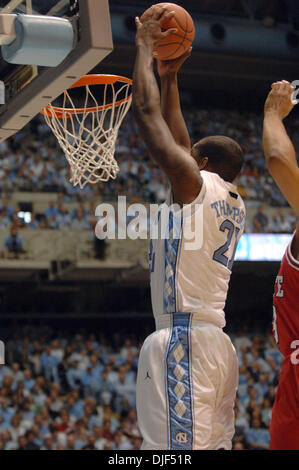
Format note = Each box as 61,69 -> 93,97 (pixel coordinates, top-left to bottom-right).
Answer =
42,77 -> 132,188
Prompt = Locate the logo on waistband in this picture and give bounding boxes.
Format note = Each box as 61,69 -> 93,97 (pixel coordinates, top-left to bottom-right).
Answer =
176,432 -> 188,443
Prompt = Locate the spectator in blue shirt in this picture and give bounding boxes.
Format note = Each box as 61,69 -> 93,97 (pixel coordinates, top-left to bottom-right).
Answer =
22,400 -> 35,426
44,201 -> 59,220
0,415 -> 8,431
41,347 -> 60,383
65,394 -> 84,419
0,198 -> 14,216
80,357 -> 103,398
66,361 -> 83,391
0,398 -> 16,425
98,371 -> 115,407
4,227 -> 25,256
23,369 -> 36,391
80,367 -> 94,395
246,418 -> 270,450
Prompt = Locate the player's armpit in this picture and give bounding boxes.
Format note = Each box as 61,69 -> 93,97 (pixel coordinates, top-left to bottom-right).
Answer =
267,156 -> 299,217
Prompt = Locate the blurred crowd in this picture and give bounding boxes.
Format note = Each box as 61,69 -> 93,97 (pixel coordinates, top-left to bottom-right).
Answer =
0,108 -> 298,207
232,330 -> 281,450
0,328 -> 142,450
0,197 -> 95,232
0,325 -> 281,450
250,206 -> 297,234
0,197 -> 108,259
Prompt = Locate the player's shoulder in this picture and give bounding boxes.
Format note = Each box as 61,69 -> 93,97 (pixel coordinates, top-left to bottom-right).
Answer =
201,170 -> 244,202
200,170 -> 222,194
201,170 -> 234,189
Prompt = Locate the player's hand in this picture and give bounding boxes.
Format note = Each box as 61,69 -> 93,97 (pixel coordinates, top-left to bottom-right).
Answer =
157,47 -> 192,78
264,80 -> 296,120
135,6 -> 177,49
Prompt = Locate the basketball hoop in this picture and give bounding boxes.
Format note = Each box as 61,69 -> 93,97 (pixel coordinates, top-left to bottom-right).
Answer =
41,74 -> 132,188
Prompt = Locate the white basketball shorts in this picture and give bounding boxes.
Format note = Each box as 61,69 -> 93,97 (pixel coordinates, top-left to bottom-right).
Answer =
136,313 -> 238,450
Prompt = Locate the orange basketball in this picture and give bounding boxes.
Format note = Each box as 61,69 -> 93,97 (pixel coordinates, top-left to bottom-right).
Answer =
140,2 -> 195,61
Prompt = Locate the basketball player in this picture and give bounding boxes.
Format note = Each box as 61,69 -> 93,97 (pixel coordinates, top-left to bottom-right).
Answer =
132,7 -> 245,450
263,80 -> 299,450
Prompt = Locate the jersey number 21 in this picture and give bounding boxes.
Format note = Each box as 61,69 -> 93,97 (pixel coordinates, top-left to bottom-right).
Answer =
213,220 -> 240,271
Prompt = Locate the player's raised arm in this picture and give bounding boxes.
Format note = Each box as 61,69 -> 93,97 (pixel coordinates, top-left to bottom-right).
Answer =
132,6 -> 203,205
157,50 -> 192,151
263,81 -> 299,217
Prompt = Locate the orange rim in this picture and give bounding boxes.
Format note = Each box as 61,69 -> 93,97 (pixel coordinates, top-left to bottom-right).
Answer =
41,74 -> 132,118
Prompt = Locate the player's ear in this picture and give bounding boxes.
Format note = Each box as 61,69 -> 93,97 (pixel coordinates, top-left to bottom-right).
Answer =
198,156 -> 208,170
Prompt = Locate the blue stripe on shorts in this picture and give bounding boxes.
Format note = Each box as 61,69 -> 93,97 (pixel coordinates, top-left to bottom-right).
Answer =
166,313 -> 193,450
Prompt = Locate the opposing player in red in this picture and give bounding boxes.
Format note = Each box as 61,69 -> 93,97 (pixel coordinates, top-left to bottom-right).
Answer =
263,80 -> 299,450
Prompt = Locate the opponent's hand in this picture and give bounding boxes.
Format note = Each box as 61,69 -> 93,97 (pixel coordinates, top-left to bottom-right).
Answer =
157,47 -> 192,78
135,5 -> 177,49
264,80 -> 296,120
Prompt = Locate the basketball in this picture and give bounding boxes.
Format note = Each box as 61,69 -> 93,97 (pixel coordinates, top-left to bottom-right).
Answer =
140,3 -> 195,61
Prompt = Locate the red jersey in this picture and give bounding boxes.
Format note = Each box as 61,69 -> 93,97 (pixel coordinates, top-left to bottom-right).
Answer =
270,237 -> 299,450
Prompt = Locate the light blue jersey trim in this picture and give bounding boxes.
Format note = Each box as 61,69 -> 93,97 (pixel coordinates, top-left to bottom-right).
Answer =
166,313 -> 193,450
189,314 -> 195,443
175,220 -> 184,311
164,213 -> 182,314
164,323 -> 173,449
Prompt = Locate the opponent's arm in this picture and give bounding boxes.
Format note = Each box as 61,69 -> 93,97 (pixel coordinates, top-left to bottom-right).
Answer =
263,80 -> 299,259
263,81 -> 299,216
158,51 -> 192,151
132,7 -> 202,205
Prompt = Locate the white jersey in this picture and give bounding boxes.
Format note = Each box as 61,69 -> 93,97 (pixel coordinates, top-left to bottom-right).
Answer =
149,170 -> 245,328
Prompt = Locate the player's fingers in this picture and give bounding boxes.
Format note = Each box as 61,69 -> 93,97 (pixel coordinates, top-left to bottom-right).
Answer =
271,82 -> 281,90
180,47 -> 193,59
161,27 -> 177,38
270,83 -> 279,94
158,10 -> 175,24
286,82 -> 295,93
280,81 -> 291,93
141,6 -> 155,22
281,80 -> 294,91
275,83 -> 286,94
171,48 -> 192,67
272,82 -> 285,94
135,17 -> 142,30
279,80 -> 294,91
272,80 -> 286,87
278,82 -> 293,98
270,81 -> 294,101
153,5 -> 168,20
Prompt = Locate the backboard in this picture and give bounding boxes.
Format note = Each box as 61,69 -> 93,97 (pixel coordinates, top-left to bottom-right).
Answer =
0,0 -> 113,141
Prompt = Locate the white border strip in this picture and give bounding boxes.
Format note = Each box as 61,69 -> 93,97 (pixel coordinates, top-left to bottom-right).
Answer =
286,238 -> 299,271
